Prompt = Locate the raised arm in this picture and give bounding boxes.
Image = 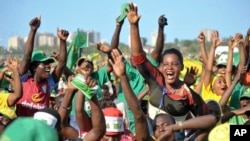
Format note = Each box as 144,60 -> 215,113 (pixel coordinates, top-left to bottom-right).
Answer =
219,65 -> 246,113
203,30 -> 222,87
127,3 -> 144,56
151,15 -> 167,62
5,55 -> 22,107
58,75 -> 78,139
197,32 -> 208,65
19,16 -> 41,75
75,91 -> 92,135
225,33 -> 243,86
244,28 -> 250,63
110,16 -> 125,50
50,51 -> 74,81
52,29 -> 69,83
83,76 -> 106,141
109,49 -> 151,140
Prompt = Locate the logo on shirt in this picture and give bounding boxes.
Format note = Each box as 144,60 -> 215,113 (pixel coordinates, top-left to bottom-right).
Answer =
31,93 -> 42,103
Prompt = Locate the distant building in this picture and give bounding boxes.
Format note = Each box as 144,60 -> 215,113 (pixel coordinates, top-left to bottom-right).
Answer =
8,29 -> 101,49
36,33 -> 57,47
88,30 -> 100,44
7,36 -> 24,51
151,30 -> 158,47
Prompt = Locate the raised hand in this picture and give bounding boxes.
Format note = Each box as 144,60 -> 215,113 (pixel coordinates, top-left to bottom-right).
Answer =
116,15 -> 125,26
127,3 -> 141,25
211,30 -> 222,47
228,33 -> 243,48
184,66 -> 199,86
158,14 -> 167,28
4,55 -> 19,85
96,42 -> 111,54
109,49 -> 125,77
57,28 -> 69,41
67,75 -> 77,91
29,16 -> 41,31
85,75 -> 97,88
198,32 -> 205,44
51,51 -> 59,60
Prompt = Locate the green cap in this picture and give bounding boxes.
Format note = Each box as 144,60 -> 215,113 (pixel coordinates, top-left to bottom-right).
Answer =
0,117 -> 59,141
117,3 -> 130,22
240,86 -> 250,99
31,50 -> 55,63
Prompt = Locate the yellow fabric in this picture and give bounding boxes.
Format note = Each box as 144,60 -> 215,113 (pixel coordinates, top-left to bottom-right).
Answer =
201,83 -> 222,103
0,93 -> 9,108
208,123 -> 230,141
0,107 -> 16,119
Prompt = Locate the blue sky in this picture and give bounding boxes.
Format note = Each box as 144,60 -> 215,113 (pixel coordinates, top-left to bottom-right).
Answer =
0,0 -> 249,48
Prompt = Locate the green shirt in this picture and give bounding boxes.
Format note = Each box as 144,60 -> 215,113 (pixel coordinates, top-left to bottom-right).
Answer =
117,60 -> 146,134
229,82 -> 244,109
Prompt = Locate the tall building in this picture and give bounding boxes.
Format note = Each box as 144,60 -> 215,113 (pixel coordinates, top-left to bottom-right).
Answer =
7,36 -> 24,51
88,30 -> 100,44
36,33 -> 57,47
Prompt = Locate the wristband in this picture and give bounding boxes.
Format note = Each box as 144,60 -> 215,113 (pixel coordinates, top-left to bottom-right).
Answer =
177,121 -> 183,132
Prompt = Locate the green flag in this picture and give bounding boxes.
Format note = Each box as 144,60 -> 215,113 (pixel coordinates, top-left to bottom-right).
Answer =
66,29 -> 88,70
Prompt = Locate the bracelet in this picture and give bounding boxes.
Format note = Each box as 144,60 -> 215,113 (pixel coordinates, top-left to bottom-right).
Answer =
61,106 -> 71,110
177,121 -> 183,133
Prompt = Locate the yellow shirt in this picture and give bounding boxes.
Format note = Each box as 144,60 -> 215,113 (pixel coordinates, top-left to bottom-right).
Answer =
201,83 -> 222,103
0,93 -> 9,108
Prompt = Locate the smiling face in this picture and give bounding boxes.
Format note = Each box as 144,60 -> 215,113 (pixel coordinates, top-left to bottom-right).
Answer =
212,76 -> 227,96
35,60 -> 52,80
161,54 -> 183,84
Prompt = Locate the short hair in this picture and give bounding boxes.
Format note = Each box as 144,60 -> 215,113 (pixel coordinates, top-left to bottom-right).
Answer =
152,113 -> 176,131
161,48 -> 183,65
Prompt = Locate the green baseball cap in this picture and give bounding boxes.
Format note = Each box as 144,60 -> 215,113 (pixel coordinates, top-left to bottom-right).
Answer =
117,3 -> 130,22
31,50 -> 55,63
0,117 -> 59,141
240,86 -> 250,99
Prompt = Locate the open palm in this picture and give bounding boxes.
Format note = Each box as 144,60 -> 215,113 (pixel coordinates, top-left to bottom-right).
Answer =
109,49 -> 125,77
127,3 -> 141,25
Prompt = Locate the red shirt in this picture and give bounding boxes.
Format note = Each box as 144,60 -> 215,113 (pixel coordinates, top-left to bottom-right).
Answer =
16,76 -> 50,116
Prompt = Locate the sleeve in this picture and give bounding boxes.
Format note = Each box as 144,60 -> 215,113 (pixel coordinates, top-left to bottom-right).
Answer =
132,53 -> 164,87
0,93 -> 10,107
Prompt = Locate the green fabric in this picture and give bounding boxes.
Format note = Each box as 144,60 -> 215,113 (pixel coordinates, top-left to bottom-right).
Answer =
0,65 -> 10,91
228,107 -> 248,125
117,60 -> 146,134
0,117 -> 58,141
71,74 -> 97,99
66,29 -> 88,70
229,82 -> 244,109
70,66 -> 109,116
117,3 -> 129,22
147,55 -> 159,67
240,86 -> 250,99
31,50 -> 55,63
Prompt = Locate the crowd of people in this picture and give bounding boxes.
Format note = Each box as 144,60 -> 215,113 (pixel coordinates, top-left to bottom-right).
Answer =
0,2 -> 250,141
